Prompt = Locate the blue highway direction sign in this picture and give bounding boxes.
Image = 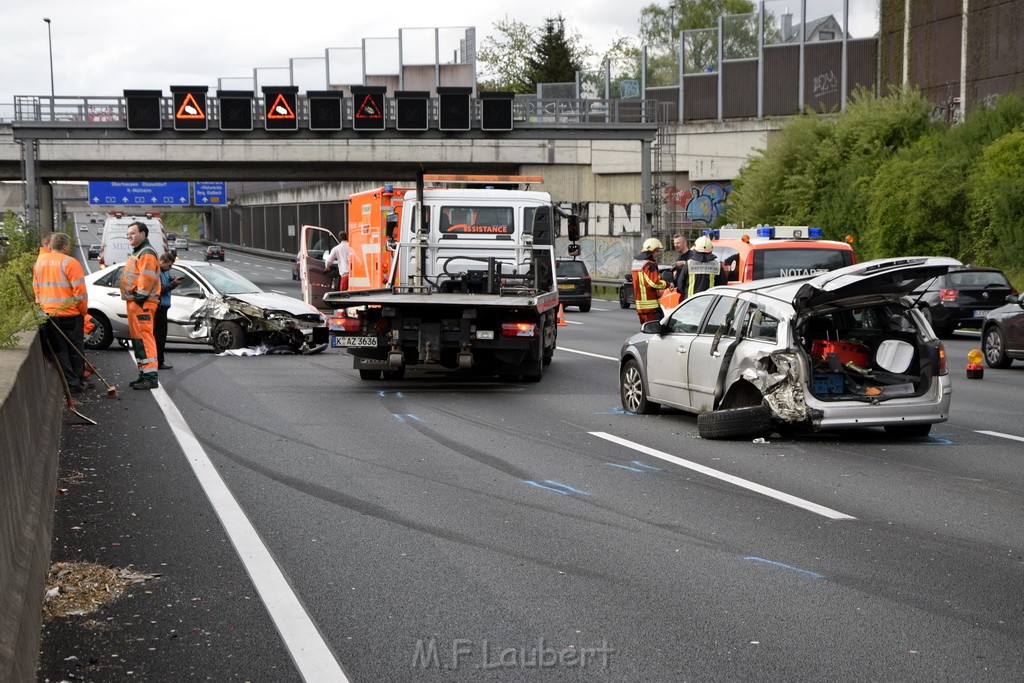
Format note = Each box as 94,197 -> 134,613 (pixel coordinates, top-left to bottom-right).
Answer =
194,181 -> 227,204
89,181 -> 190,206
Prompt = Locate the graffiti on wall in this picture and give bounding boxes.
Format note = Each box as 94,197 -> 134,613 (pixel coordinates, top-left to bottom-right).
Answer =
665,182 -> 733,224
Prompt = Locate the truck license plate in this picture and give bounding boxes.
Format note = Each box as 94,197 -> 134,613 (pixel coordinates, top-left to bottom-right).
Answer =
331,336 -> 378,348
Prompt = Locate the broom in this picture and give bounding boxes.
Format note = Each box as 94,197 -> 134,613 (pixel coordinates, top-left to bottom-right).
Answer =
16,275 -> 119,398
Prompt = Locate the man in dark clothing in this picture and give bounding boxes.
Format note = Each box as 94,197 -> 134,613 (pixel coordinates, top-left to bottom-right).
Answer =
670,234 -> 693,292
677,235 -> 728,298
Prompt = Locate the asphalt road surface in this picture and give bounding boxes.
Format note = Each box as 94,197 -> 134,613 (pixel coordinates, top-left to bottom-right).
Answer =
37,256 -> 1024,681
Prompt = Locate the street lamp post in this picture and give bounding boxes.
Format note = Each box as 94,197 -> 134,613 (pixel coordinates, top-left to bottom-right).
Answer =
43,17 -> 54,97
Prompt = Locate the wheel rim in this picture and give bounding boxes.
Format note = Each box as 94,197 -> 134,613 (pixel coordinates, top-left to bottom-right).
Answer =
984,328 -> 1003,364
622,364 -> 644,412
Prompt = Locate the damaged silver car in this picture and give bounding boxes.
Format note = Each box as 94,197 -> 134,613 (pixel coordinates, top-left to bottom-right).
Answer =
619,257 -> 960,439
84,261 -> 326,354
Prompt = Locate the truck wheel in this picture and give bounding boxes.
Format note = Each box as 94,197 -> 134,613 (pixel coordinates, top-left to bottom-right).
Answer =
697,405 -> 771,440
213,322 -> 245,352
521,359 -> 543,382
359,369 -> 383,380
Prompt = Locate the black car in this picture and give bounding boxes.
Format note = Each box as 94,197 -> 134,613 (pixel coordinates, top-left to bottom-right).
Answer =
619,265 -> 674,309
913,266 -> 1015,337
554,258 -> 592,312
87,244 -> 101,260
204,244 -> 225,261
981,292 -> 1024,368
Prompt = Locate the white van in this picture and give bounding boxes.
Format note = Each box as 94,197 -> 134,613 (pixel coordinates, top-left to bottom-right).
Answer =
98,213 -> 168,268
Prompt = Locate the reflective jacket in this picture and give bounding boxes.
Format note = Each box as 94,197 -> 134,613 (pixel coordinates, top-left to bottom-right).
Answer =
679,252 -> 725,298
120,239 -> 161,302
33,250 -> 87,317
631,253 -> 667,312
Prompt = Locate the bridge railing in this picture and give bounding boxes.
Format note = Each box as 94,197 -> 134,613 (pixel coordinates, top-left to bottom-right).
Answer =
11,95 -> 664,128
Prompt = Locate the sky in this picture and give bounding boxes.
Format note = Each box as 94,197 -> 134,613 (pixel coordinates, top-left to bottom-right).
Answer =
3,0 -> 878,117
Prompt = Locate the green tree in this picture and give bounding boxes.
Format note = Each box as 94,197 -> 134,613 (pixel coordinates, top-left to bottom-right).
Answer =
525,16 -> 584,88
967,128 -> 1024,281
477,15 -> 593,94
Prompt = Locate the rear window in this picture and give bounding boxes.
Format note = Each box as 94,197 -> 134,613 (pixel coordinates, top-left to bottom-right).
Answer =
556,261 -> 588,277
755,247 -> 853,279
946,271 -> 1009,287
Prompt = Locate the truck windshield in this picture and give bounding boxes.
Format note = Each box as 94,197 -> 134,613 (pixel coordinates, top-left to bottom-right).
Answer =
755,248 -> 853,279
439,206 -> 515,236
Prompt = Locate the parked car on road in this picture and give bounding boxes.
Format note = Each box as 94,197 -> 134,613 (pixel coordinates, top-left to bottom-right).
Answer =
981,292 -> 1024,368
619,256 -> 960,440
912,265 -> 1015,337
619,265 -> 674,309
554,258 -> 592,312
205,244 -> 225,261
84,261 -> 325,354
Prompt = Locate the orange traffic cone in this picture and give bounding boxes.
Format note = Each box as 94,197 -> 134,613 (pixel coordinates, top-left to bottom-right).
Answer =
557,304 -> 568,327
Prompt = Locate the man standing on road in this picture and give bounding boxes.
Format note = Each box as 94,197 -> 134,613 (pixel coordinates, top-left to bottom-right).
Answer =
677,235 -> 728,298
670,234 -> 693,296
120,221 -> 161,390
324,230 -> 351,291
32,232 -> 89,393
632,238 -> 670,326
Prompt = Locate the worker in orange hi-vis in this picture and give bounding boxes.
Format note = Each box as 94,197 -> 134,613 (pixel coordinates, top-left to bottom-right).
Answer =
119,221 -> 162,390
32,232 -> 89,393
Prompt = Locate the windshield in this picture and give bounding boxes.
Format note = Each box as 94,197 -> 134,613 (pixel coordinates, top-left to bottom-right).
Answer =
192,264 -> 262,295
755,248 -> 853,279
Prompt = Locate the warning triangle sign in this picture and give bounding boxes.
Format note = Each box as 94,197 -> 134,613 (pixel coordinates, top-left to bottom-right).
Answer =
266,93 -> 296,119
175,93 -> 206,120
355,94 -> 382,119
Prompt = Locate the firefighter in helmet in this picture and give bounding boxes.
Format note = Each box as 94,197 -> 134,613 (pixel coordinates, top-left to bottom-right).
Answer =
632,238 -> 670,325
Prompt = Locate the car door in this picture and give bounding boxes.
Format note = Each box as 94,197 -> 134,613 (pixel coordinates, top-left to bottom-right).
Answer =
299,225 -> 338,308
165,267 -> 211,343
645,294 -> 716,409
686,296 -> 739,411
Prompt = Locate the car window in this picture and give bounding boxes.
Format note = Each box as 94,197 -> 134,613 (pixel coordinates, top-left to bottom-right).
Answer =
702,296 -> 736,337
169,268 -> 203,298
948,271 -> 1009,287
746,309 -> 780,342
755,247 -> 853,279
665,295 -> 715,334
556,261 -> 588,277
94,267 -> 124,288
193,265 -> 261,295
712,247 -> 741,283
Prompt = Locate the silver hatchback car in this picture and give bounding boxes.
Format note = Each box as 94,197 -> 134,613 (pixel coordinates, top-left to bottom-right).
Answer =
619,257 -> 960,439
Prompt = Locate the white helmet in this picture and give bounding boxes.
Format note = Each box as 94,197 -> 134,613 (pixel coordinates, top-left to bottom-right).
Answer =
694,235 -> 714,253
642,238 -> 664,252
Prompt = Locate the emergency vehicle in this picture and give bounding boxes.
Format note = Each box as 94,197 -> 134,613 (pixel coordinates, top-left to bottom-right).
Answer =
97,211 -> 169,268
300,174 -> 576,381
706,225 -> 856,283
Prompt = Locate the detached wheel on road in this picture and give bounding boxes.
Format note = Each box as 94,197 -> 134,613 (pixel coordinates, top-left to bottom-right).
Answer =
983,325 -> 1012,368
212,322 -> 245,352
620,359 -> 659,414
84,311 -> 113,350
697,404 -> 771,440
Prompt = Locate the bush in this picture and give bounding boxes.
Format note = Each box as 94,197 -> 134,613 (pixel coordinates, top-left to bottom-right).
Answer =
0,213 -> 46,348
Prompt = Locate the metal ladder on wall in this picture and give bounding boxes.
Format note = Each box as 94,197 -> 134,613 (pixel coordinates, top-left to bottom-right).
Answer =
652,115 -> 677,245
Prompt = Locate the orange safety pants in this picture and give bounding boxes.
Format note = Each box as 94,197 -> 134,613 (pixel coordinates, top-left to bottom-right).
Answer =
127,300 -> 159,375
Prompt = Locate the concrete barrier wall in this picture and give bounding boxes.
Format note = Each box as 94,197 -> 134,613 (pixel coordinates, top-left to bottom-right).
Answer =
0,331 -> 62,681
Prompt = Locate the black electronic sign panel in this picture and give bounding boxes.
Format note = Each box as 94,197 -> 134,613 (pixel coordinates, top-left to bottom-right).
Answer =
307,91 -> 343,131
395,91 -> 428,131
437,87 -> 472,131
262,86 -> 298,131
217,90 -> 254,131
351,86 -> 386,131
124,89 -> 163,131
171,85 -> 208,131
480,91 -> 514,132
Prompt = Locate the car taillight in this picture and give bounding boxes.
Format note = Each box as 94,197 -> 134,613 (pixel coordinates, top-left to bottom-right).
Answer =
329,316 -> 361,332
938,344 -> 947,375
581,276 -> 591,282
500,322 -> 536,337
939,288 -> 958,302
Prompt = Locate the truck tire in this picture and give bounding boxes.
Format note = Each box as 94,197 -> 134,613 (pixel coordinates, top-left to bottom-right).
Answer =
521,359 -> 543,382
697,405 -> 771,440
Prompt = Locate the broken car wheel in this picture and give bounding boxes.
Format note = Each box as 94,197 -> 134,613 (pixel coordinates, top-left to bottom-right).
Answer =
213,321 -> 245,352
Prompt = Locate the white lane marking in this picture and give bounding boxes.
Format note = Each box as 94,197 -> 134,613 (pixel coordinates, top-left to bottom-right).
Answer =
557,346 -> 617,362
148,383 -> 350,681
976,430 -> 1024,443
590,431 -> 856,520
565,319 -> 584,325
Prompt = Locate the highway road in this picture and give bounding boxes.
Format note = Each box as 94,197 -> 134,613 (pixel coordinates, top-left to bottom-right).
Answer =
37,243 -> 1024,681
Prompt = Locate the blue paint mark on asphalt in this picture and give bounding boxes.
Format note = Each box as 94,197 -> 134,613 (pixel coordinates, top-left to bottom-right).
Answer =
391,413 -> 421,423
744,556 -> 825,579
607,463 -> 645,472
524,480 -> 591,496
544,480 -> 591,495
926,434 -> 953,445
600,406 -> 631,415
404,413 -> 422,422
632,460 -> 662,471
377,391 -> 406,398
391,414 -> 406,423
524,481 -> 571,495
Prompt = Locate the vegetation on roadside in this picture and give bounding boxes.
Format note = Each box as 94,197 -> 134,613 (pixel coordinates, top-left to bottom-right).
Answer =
0,212 -> 47,348
722,87 -> 1024,290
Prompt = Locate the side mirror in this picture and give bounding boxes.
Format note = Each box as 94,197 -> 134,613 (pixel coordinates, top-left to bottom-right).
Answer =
641,320 -> 664,335
1016,293 -> 1024,307
566,215 -> 580,242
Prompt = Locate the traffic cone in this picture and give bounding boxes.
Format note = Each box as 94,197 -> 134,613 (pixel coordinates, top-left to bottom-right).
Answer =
557,304 -> 568,327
